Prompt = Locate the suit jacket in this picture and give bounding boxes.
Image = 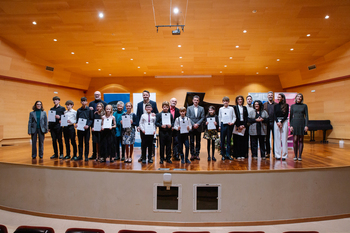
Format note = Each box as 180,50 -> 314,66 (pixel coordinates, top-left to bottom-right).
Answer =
186,105 -> 205,132
248,110 -> 269,135
28,111 -> 48,134
155,111 -> 174,132
233,105 -> 248,127
136,100 -> 159,124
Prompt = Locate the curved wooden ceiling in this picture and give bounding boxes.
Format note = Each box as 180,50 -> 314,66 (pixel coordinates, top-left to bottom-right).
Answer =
0,0 -> 350,78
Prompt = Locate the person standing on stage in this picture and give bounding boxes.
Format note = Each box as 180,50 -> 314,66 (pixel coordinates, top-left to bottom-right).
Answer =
246,95 -> 254,114
263,91 -> 277,158
274,93 -> 289,161
114,101 -> 125,161
62,100 -> 77,160
89,91 -> 107,160
245,95 -> 254,157
186,95 -> 205,160
28,101 -> 48,159
233,95 -> 249,160
290,93 -> 308,161
49,96 -> 66,159
170,97 -> 180,161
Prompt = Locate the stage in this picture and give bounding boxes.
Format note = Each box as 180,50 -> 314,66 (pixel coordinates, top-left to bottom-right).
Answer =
0,140 -> 349,226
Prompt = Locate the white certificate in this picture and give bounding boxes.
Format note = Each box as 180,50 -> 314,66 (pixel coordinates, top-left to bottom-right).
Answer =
60,115 -> 68,127
77,118 -> 87,131
222,109 -> 231,124
145,123 -> 154,135
122,115 -> 131,128
233,125 -> 246,136
48,110 -> 56,122
180,119 -> 189,134
103,118 -> 112,129
207,117 -> 216,130
162,113 -> 171,125
93,119 -> 102,131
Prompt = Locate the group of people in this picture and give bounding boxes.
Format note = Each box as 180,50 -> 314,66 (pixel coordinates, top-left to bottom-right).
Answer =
28,90 -> 309,163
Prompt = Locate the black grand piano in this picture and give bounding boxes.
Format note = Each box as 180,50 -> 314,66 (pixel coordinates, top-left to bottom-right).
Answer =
307,120 -> 333,143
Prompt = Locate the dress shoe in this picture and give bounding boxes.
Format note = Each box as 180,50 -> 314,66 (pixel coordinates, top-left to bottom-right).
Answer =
32,157 -> 36,159
50,154 -> 58,159
221,156 -> 225,161
148,159 -> 153,163
293,157 -> 298,161
262,156 -> 266,160
275,157 -> 281,160
74,156 -> 82,161
64,155 -> 71,160
282,158 -> 286,161
226,156 -> 233,160
167,159 -> 172,164
115,156 -> 120,160
100,158 -> 106,163
124,159 -> 128,163
110,157 -> 114,162
138,157 -> 142,162
266,154 -> 270,158
121,156 -> 125,161
71,156 -> 78,160
181,159 -> 185,164
84,157 -> 89,162
190,155 -> 195,161
39,156 -> 43,159
59,154 -> 64,159
185,159 -> 191,164
212,157 -> 217,161
207,157 -> 211,161
159,159 -> 164,164
88,155 -> 96,160
142,159 -> 146,163
298,158 -> 302,161
174,155 -> 180,161
195,156 -> 200,160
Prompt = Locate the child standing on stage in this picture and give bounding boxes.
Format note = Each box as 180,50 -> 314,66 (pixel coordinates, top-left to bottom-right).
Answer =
121,102 -> 138,163
75,97 -> 93,161
173,107 -> 192,164
203,106 -> 219,161
139,103 -> 156,164
100,104 -> 116,162
63,100 -> 77,160
114,101 -> 125,161
49,96 -> 66,159
91,102 -> 104,161
156,101 -> 174,164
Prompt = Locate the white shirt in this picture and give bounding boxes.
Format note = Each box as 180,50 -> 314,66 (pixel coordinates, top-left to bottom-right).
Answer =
218,106 -> 236,124
173,116 -> 192,131
64,109 -> 77,125
194,106 -> 198,117
238,105 -> 244,121
139,113 -> 156,132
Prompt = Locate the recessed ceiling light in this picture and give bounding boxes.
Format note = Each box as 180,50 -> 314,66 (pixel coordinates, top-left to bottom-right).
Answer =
325,15 -> 329,19
181,71 -> 184,73
144,72 -> 146,74
307,34 -> 311,37
173,8 -> 179,14
138,66 -> 140,68
179,57 -> 182,59
229,57 -> 232,59
53,39 -> 57,41
236,45 -> 239,48
178,45 -> 181,47
243,30 -> 247,33
71,52 -> 74,54
180,65 -> 183,67
130,58 -> 133,60
98,69 -> 101,71
109,74 -> 111,76
220,71 -> 222,73
256,72 -> 259,74
290,48 -> 294,51
277,59 -> 280,61
252,10 -> 257,13
224,65 -> 227,67
122,48 -> 125,50
86,62 -> 89,64
266,67 -> 268,69
99,12 -> 104,18
32,21 -> 37,25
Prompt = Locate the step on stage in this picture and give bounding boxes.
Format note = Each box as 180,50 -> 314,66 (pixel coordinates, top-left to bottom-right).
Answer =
0,141 -> 349,226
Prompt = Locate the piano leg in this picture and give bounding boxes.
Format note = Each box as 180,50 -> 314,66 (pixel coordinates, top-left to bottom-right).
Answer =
322,130 -> 328,144
310,131 -> 315,142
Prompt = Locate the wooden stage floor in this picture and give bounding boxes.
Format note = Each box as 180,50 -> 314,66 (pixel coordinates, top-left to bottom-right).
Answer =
0,140 -> 349,171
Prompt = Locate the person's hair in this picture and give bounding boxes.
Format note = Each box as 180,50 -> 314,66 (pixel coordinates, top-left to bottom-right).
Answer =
81,97 -> 87,102
96,102 -> 105,115
105,104 -> 113,116
162,101 -> 170,107
65,100 -> 74,106
267,91 -> 273,95
222,96 -> 230,102
145,103 -> 152,108
207,106 -> 216,117
235,95 -> 244,105
253,100 -> 263,111
52,96 -> 60,101
246,95 -> 252,100
278,93 -> 288,114
179,107 -> 186,112
117,101 -> 124,108
294,93 -> 304,103
32,101 -> 44,111
125,102 -> 133,108
193,95 -> 200,100
143,90 -> 150,95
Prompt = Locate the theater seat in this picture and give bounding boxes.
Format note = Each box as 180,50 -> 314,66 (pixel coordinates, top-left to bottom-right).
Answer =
0,225 -> 8,233
14,226 -> 54,233
118,230 -> 157,233
66,228 -> 104,233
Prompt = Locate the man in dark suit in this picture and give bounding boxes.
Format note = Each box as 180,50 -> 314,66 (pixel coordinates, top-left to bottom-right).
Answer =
170,97 -> 181,160
263,91 -> 277,158
186,95 -> 205,160
136,90 -> 159,162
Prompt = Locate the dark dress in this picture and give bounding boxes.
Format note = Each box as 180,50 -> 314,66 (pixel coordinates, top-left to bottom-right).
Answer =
92,113 -> 102,143
290,103 -> 308,135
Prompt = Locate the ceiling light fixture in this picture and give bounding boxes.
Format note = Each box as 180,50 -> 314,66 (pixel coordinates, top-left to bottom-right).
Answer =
277,59 -> 280,61
178,45 -> 181,47
243,30 -> 247,33
99,12 -> 104,18
266,67 -> 268,69
173,8 -> 179,14
86,62 -> 89,64
325,15 -> 329,19
180,65 -> 183,67
32,21 -> 37,25
130,58 -> 133,60
229,57 -> 232,59
109,74 -> 111,76
122,48 -> 125,50
53,39 -> 57,41
181,71 -> 184,73
236,45 -> 239,48
144,72 -> 146,74
290,48 -> 294,51
256,72 -> 259,74
307,34 -> 311,37
224,65 -> 227,67
179,57 -> 182,59
220,71 -> 222,73
138,66 -> 140,68
98,69 -> 101,71
71,52 -> 74,54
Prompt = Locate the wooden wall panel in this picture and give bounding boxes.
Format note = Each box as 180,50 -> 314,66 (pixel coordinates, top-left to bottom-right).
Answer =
0,78 -> 85,140
286,78 -> 350,140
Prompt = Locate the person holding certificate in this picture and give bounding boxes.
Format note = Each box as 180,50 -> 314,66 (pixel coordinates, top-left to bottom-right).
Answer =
155,101 -> 174,164
173,107 -> 192,164
121,102 -> 138,163
233,95 -> 249,160
274,93 -> 289,161
90,102 -> 104,161
62,100 -> 77,160
75,97 -> 93,161
48,96 -> 66,159
100,105 -> 116,162
113,101 -> 125,161
203,106 -> 219,161
139,103 -> 156,164
218,96 -> 236,160
28,101 -> 48,159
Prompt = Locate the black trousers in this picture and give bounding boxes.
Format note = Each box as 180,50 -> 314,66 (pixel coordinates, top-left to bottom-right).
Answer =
250,135 -> 266,158
63,125 -> 77,156
189,130 -> 201,156
265,121 -> 275,155
159,130 -> 172,161
31,129 -> 45,158
77,129 -> 90,158
178,133 -> 190,159
50,125 -> 63,156
115,136 -> 125,159
101,129 -> 115,159
172,131 -> 179,157
142,135 -> 154,161
233,134 -> 247,158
